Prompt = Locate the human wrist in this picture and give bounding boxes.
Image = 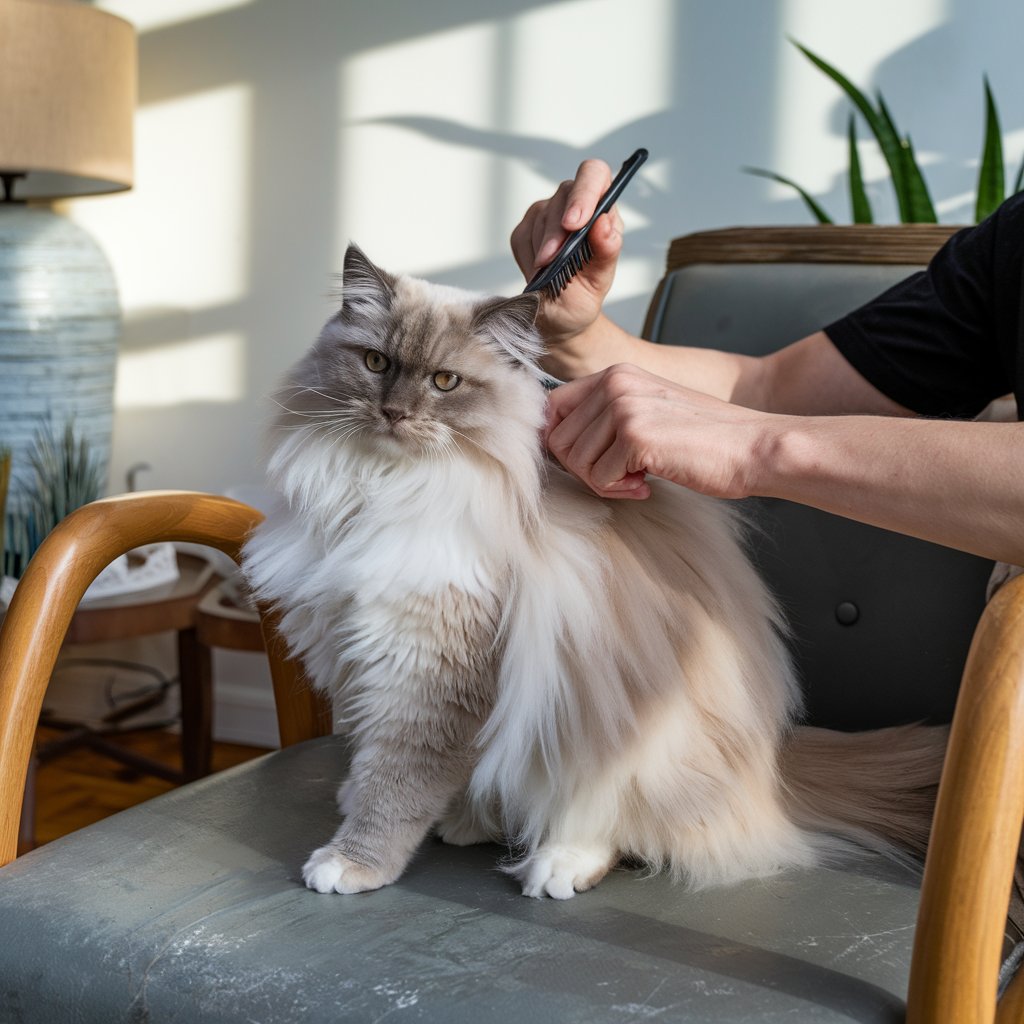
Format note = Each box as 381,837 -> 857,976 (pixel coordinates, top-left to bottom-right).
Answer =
539,314 -> 632,381
744,413 -> 819,500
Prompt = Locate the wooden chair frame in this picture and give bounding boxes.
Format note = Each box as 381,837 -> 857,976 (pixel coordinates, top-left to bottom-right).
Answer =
0,231 -> 1022,1018
0,491 -> 332,869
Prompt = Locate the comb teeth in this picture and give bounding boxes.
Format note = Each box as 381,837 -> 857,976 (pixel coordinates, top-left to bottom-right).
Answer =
546,239 -> 594,297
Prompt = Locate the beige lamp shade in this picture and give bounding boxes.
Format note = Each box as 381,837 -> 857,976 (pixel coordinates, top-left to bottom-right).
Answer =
0,0 -> 136,199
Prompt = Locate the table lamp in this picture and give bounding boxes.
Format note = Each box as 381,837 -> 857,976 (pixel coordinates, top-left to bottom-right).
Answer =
0,0 -> 136,577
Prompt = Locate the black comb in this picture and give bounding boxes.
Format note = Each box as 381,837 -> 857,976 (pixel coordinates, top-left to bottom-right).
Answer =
524,147 -> 648,299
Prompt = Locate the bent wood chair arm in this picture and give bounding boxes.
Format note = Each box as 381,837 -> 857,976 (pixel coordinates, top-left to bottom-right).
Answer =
907,573 -> 1024,1024
0,491 -> 331,869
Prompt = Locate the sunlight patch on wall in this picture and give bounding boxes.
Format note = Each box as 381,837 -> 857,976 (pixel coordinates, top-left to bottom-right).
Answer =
94,0 -> 255,34
505,0 -> 671,148
67,82 -> 253,317
337,21 -> 501,275
115,333 -> 244,409
132,84 -> 252,310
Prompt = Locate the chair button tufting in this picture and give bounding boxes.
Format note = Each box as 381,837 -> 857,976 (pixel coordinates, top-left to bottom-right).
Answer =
835,601 -> 860,625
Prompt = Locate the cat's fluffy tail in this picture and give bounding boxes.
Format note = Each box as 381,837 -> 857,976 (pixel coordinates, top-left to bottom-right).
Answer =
781,723 -> 948,859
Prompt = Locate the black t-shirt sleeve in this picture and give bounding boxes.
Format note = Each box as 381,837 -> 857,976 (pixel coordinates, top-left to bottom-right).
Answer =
824,210 -> 1008,419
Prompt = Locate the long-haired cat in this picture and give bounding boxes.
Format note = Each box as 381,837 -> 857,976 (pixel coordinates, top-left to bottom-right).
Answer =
241,245 -> 945,899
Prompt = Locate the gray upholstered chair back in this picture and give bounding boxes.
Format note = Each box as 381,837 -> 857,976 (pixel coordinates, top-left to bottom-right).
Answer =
642,227 -> 994,730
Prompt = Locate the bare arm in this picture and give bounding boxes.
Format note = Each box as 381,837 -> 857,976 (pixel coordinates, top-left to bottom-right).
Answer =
763,411 -> 1023,563
545,364 -> 1024,565
547,321 -> 913,418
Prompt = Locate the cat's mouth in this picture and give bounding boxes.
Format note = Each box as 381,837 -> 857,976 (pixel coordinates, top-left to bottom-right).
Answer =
370,412 -> 462,461
373,410 -> 431,452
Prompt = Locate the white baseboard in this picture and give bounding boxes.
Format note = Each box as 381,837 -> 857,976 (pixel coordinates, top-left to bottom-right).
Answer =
211,649 -> 280,749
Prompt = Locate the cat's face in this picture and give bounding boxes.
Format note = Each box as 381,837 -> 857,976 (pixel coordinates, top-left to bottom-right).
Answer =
274,245 -> 546,466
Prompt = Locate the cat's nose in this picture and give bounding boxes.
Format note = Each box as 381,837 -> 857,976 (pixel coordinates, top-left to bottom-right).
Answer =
381,405 -> 408,424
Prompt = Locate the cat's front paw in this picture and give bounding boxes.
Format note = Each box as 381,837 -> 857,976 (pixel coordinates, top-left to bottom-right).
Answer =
302,846 -> 391,894
514,843 -> 615,900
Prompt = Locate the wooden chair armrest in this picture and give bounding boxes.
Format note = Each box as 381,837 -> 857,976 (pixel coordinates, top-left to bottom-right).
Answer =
0,491 -> 330,869
908,574 -> 1024,1023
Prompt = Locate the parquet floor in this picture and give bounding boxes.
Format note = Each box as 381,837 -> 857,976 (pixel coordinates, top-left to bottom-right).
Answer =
30,725 -> 267,847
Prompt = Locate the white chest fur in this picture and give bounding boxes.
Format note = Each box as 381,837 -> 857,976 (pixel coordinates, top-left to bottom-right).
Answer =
243,440 -> 515,697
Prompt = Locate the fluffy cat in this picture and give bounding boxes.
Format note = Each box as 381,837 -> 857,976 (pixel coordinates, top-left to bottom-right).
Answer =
241,245 -> 944,899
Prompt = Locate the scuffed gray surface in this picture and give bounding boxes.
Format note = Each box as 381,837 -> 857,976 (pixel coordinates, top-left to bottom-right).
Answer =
0,736 -> 920,1023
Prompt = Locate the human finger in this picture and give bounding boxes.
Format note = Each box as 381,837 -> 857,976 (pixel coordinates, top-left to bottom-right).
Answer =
550,403 -> 651,500
590,430 -> 648,492
532,188 -> 571,267
562,159 -> 612,231
577,212 -> 622,292
529,160 -> 615,270
543,371 -> 605,439
510,198 -> 551,277
546,374 -> 632,482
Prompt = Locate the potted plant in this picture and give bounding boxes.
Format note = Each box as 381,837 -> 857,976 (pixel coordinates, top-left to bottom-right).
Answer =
660,43 -> 1023,285
746,41 -> 1024,227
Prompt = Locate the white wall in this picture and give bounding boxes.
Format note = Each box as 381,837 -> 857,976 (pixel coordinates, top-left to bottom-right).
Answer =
67,0 -> 1024,743
74,0 -> 1024,497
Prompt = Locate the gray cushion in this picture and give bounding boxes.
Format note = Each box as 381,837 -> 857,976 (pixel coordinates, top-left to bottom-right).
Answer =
644,263 -> 926,353
0,735 -> 927,1023
645,262 -> 994,729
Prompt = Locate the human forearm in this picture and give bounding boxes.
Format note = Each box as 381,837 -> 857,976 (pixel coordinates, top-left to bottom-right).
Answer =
542,313 -> 765,405
758,414 -> 1024,565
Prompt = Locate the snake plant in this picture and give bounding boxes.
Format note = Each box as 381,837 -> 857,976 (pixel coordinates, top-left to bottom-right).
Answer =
2,422 -> 105,578
746,41 -> 1024,224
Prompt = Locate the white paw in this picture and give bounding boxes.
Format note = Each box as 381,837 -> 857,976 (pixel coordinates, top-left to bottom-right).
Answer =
516,843 -> 614,900
302,846 -> 389,894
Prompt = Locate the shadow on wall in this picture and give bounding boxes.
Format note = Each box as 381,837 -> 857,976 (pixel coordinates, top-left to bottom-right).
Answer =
116,0 -> 788,408
95,0 -> 1024,493
781,2 -> 1024,226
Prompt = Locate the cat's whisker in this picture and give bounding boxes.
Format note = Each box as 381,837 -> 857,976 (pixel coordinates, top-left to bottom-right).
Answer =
286,385 -> 350,406
321,421 -> 366,456
445,425 -> 483,454
427,435 -> 457,467
268,401 -> 348,422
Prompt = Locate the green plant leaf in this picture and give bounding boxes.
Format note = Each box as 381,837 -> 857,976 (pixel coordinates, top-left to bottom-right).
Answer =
899,134 -> 938,223
794,41 -> 910,221
976,75 -> 1005,222
847,115 -> 873,223
743,167 -> 833,223
875,95 -> 918,222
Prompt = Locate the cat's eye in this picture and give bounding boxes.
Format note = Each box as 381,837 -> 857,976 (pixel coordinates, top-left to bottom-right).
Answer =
433,371 -> 461,392
365,350 -> 389,373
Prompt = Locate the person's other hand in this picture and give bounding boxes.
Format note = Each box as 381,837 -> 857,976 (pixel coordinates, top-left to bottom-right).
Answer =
545,364 -> 777,501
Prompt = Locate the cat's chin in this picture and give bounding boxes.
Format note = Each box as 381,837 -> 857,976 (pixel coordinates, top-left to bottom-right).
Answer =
369,422 -> 458,462
371,430 -> 425,460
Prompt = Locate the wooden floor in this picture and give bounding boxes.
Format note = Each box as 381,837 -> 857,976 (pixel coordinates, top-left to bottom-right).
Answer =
30,725 -> 268,847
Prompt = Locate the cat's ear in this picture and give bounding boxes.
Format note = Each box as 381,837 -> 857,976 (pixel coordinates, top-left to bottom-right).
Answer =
340,243 -> 397,319
471,293 -> 543,367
